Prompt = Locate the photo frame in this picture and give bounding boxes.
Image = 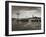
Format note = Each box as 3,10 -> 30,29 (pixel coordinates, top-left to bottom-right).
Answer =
5,1 -> 45,36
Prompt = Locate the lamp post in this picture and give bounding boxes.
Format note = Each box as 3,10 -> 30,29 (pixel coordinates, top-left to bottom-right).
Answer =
16,12 -> 20,25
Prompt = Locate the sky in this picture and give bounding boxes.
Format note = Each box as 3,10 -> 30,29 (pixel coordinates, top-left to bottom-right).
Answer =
12,6 -> 41,19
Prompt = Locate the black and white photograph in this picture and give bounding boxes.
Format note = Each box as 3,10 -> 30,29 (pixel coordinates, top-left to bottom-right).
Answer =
5,1 -> 45,36
12,6 -> 41,31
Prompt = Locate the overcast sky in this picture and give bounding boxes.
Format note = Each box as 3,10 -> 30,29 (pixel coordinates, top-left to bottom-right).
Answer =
12,6 -> 41,19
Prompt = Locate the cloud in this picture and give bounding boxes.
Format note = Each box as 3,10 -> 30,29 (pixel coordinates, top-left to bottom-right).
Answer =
12,6 -> 41,18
